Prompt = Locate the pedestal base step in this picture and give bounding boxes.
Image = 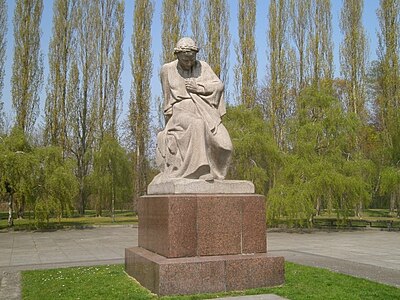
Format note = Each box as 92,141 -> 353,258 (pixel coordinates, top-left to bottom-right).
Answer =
125,247 -> 285,296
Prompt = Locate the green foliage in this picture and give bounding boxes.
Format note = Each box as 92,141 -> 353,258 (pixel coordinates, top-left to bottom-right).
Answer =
33,146 -> 78,225
12,0 -> 44,133
0,129 -> 78,227
0,129 -> 36,214
268,88 -> 373,225
88,135 -> 132,217
224,106 -> 281,195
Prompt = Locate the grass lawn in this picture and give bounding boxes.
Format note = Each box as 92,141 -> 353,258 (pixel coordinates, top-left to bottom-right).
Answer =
22,262 -> 400,300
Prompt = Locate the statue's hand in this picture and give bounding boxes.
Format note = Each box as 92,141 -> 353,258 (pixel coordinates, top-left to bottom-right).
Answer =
185,79 -> 205,94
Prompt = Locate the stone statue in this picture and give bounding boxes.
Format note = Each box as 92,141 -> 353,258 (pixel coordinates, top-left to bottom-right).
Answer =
153,37 -> 233,183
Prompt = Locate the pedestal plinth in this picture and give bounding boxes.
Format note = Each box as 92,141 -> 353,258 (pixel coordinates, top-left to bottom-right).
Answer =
125,194 -> 284,296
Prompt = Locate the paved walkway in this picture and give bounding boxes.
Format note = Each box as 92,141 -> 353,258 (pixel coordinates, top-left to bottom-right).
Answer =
0,227 -> 399,299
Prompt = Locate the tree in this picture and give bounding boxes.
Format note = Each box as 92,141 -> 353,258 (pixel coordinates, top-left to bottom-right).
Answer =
161,0 -> 188,64
224,106 -> 281,195
129,0 -> 153,210
376,0 -> 400,214
339,0 -> 369,216
89,134 -> 132,221
307,0 -> 333,87
191,0 -> 205,60
266,0 -> 293,149
268,88 -> 372,226
0,0 -> 6,133
45,0 -> 77,152
71,1 -> 100,214
205,0 -> 230,87
289,0 -> 311,93
0,129 -> 36,226
234,0 -> 257,108
34,146 -> 78,226
11,0 -> 44,134
96,0 -> 124,140
340,0 -> 368,119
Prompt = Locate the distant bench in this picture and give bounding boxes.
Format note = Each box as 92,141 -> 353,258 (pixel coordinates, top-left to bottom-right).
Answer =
312,218 -> 400,230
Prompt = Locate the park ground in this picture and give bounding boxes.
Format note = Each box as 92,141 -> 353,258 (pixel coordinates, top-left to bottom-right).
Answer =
0,227 -> 399,299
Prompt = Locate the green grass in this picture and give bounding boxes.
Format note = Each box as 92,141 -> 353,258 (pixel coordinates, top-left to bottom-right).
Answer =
22,262 -> 400,300
0,210 -> 138,230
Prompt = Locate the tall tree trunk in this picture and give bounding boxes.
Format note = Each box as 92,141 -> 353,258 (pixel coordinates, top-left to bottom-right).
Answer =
8,193 -> 13,227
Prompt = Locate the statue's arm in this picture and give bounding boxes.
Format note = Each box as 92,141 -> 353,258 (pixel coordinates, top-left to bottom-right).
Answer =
195,62 -> 224,107
160,65 -> 173,121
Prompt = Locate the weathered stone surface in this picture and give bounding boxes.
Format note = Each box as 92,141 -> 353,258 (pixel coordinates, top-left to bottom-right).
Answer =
147,178 -> 255,194
138,194 -> 267,258
125,247 -> 285,296
154,37 -> 232,182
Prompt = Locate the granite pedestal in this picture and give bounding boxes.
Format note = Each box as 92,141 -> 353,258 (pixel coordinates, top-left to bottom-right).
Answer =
125,193 -> 284,296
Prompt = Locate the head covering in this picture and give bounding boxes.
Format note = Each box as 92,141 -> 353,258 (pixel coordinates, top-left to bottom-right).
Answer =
174,37 -> 199,54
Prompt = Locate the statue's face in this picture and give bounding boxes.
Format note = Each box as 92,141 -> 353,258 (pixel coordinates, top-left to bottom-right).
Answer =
177,51 -> 196,70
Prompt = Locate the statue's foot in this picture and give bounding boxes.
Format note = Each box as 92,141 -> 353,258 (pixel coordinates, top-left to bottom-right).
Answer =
199,173 -> 214,182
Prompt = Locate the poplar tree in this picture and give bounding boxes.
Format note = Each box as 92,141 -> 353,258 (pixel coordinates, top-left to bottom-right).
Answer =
205,0 -> 230,86
191,0 -> 205,60
267,0 -> 292,149
72,1 -> 100,214
307,0 -> 333,87
161,0 -> 188,64
11,0 -> 44,134
0,0 -> 6,133
96,0 -> 124,140
289,0 -> 311,93
340,0 -> 368,119
376,0 -> 400,215
339,0 -> 369,216
129,0 -> 153,209
234,0 -> 257,108
45,0 -> 77,153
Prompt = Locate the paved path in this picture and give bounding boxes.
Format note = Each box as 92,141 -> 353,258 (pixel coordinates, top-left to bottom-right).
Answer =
268,230 -> 400,288
0,227 -> 399,299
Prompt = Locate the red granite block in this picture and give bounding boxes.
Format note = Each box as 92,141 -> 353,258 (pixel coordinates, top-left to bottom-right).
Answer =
138,195 -> 197,258
167,196 -> 197,257
225,255 -> 285,291
125,247 -> 285,296
158,259 -> 226,295
140,196 -> 169,255
197,195 -> 242,256
138,194 -> 268,257
242,195 -> 267,253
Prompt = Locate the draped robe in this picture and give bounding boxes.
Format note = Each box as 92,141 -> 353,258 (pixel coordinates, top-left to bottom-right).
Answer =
155,59 -> 232,180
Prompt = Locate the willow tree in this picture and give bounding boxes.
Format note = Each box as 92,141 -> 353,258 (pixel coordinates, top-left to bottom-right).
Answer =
307,0 -> 333,87
11,0 -> 43,134
96,0 -> 124,140
0,0 -> 6,133
161,0 -> 188,64
45,0 -> 77,152
234,0 -> 257,108
340,0 -> 368,119
129,0 -> 153,209
267,0 -> 292,149
268,88 -> 372,225
376,0 -> 400,214
205,0 -> 230,86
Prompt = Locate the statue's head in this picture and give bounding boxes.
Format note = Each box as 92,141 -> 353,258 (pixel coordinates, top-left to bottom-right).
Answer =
174,38 -> 199,70
174,37 -> 199,54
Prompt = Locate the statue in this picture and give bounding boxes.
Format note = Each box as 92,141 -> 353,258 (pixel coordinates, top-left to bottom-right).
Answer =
153,37 -> 232,184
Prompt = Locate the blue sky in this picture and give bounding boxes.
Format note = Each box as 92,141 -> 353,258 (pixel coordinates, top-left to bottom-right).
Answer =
2,0 -> 381,127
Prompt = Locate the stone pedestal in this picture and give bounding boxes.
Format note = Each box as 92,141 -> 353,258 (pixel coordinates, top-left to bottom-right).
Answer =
125,194 -> 284,296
